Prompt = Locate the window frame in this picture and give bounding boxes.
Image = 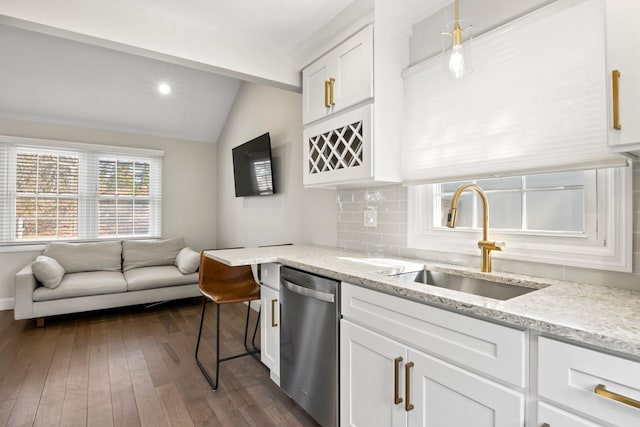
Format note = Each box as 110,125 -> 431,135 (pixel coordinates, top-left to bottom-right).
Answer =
0,135 -> 164,246
407,167 -> 632,272
9,146 -> 81,241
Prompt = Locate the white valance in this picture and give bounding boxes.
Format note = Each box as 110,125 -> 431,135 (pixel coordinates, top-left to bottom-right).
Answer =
402,0 -> 627,184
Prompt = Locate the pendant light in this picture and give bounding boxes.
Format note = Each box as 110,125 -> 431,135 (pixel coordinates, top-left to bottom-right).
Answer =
442,0 -> 472,79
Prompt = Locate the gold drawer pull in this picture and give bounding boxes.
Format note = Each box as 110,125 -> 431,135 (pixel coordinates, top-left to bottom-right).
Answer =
324,80 -> 330,108
541,424 -> 550,427
271,299 -> 278,327
394,357 -> 403,405
405,361 -> 414,412
329,77 -> 335,106
612,70 -> 621,130
595,384 -> 640,409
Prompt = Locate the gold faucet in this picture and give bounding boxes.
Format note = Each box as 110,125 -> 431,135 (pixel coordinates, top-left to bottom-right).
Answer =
446,183 -> 503,273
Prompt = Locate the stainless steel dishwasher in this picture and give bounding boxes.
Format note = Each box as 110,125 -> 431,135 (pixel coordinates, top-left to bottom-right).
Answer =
280,266 -> 339,427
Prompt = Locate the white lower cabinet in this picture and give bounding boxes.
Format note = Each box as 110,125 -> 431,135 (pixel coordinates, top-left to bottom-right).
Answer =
341,320 -> 407,427
341,320 -> 524,427
259,263 -> 280,385
538,337 -> 640,427
537,402 -> 602,427
340,283 -> 526,427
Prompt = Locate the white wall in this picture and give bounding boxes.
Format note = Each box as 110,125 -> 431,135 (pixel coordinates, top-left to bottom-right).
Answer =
0,117 -> 218,303
216,82 -> 337,248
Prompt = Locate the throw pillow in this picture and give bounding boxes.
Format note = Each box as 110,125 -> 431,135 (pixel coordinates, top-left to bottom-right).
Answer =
175,247 -> 200,274
122,237 -> 186,271
43,240 -> 122,273
31,255 -> 65,288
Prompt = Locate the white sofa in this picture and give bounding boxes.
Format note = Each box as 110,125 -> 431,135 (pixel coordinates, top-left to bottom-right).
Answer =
14,238 -> 201,324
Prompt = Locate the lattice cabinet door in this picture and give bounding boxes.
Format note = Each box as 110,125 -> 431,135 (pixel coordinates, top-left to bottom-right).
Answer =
303,104 -> 373,186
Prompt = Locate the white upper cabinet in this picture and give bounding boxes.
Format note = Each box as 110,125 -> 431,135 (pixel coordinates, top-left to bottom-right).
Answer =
302,26 -> 373,125
301,23 -> 408,187
606,0 -> 640,152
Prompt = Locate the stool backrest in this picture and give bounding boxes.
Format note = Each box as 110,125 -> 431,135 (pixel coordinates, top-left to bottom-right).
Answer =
198,252 -> 257,299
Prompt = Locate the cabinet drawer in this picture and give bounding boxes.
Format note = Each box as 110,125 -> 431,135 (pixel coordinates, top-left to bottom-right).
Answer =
260,263 -> 280,290
538,402 -> 601,427
341,283 -> 526,388
538,337 -> 640,427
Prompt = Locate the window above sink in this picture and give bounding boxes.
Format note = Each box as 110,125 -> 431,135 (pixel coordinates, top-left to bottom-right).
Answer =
408,167 -> 632,272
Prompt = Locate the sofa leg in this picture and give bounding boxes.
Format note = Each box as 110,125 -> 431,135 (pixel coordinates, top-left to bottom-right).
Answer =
35,317 -> 44,328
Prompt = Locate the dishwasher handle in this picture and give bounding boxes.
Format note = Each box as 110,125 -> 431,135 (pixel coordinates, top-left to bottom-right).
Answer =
282,279 -> 335,303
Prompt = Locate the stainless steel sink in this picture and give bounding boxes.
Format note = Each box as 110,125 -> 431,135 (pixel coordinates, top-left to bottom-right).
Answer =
391,269 -> 537,300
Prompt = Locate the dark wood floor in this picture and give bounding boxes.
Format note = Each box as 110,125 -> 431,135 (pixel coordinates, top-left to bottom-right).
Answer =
0,299 -> 320,427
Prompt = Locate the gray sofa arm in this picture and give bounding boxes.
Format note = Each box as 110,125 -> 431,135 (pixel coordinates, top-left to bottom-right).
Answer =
14,264 -> 37,320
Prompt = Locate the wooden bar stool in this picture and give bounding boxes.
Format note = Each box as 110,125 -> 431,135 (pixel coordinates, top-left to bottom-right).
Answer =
194,252 -> 261,390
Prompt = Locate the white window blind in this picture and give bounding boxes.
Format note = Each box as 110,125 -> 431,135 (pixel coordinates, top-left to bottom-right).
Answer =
402,0 -> 627,184
0,136 -> 163,244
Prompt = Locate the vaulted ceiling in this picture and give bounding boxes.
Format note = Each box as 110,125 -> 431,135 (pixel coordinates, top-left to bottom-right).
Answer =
0,0 -> 451,143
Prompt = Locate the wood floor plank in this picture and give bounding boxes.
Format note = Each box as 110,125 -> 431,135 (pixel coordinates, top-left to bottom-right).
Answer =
8,326 -> 62,426
180,396 -> 220,427
0,300 -> 318,427
125,349 -> 167,427
0,399 -> 16,427
60,321 -> 90,427
33,332 -> 76,427
0,326 -> 43,403
87,321 -> 114,427
105,323 -> 140,427
156,383 -> 195,427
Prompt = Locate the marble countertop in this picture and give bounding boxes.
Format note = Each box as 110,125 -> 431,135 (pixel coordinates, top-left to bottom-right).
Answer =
204,245 -> 640,358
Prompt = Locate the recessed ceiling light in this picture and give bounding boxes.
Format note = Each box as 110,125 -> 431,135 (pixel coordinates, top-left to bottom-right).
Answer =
157,83 -> 171,95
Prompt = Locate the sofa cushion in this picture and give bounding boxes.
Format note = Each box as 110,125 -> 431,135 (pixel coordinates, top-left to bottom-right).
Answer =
124,265 -> 198,291
31,256 -> 65,288
43,241 -> 122,273
33,271 -> 127,302
122,237 -> 185,272
175,247 -> 200,274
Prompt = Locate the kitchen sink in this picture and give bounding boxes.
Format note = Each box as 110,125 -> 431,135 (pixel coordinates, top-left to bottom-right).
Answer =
391,269 -> 538,300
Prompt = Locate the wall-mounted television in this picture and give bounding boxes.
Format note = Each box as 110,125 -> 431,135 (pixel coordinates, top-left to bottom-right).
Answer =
232,132 -> 275,197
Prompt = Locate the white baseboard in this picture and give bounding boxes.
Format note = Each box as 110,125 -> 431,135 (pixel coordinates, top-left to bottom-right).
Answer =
0,297 -> 14,311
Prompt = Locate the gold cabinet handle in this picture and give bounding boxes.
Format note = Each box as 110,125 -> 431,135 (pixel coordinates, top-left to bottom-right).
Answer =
324,80 -> 330,108
612,70 -> 621,130
405,361 -> 414,412
394,357 -> 403,405
271,299 -> 278,327
595,384 -> 640,409
329,77 -> 335,106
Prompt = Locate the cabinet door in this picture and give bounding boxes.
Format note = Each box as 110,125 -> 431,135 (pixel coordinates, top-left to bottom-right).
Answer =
260,285 -> 279,384
302,25 -> 373,125
331,25 -> 373,115
538,402 -> 603,427
302,58 -> 332,125
407,348 -> 525,427
606,0 -> 640,149
340,320 -> 407,427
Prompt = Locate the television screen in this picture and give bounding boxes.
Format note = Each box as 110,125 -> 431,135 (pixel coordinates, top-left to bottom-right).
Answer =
232,132 -> 275,197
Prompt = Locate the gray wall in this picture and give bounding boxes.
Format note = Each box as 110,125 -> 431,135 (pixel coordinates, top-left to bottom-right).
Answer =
0,117 -> 218,302
216,82 -> 337,248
